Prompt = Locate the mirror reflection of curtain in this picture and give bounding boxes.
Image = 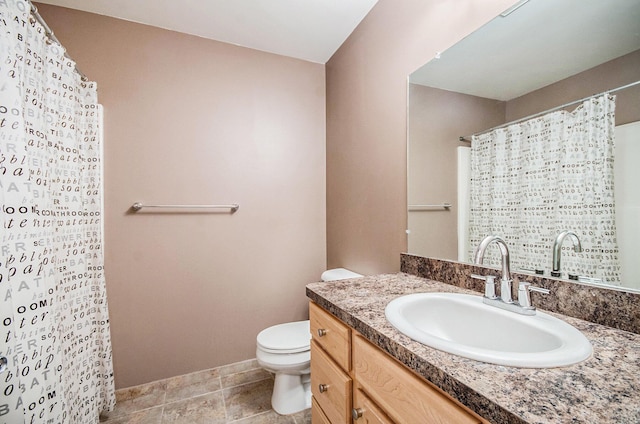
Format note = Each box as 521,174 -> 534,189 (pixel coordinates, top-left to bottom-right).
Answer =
468,94 -> 621,284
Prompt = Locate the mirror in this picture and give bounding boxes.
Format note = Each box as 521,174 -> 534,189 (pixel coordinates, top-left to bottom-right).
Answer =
407,0 -> 640,291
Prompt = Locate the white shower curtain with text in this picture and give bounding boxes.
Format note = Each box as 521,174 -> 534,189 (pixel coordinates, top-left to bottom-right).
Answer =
468,94 -> 621,284
1,1 -> 116,422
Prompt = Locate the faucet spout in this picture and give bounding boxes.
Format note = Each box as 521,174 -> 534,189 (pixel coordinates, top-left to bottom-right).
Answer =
473,235 -> 512,303
552,231 -> 582,276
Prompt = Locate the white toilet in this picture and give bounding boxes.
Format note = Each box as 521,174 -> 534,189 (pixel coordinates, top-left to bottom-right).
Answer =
256,268 -> 362,415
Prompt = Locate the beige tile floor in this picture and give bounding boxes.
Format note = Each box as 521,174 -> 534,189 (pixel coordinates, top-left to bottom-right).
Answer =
100,359 -> 311,424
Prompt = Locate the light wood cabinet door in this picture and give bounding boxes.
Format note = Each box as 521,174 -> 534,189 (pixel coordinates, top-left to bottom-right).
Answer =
311,340 -> 352,423
310,302 -> 351,372
312,398 -> 332,424
352,386 -> 394,424
353,335 -> 485,424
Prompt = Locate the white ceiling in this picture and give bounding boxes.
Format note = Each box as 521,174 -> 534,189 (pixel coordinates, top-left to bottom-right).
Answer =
36,0 -> 378,64
410,0 -> 640,101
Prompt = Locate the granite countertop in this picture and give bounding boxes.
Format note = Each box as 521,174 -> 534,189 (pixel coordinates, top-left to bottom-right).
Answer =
306,273 -> 640,424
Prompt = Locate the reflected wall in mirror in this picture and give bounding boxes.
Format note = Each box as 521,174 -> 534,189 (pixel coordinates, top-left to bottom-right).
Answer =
407,0 -> 640,291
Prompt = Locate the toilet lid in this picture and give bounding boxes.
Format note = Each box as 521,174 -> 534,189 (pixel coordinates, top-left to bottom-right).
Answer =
257,320 -> 310,354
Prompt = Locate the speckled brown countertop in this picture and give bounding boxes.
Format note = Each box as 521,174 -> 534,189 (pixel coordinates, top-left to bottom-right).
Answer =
306,273 -> 640,424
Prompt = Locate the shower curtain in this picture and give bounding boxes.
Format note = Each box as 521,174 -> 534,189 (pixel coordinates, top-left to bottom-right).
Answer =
468,94 -> 621,284
0,2 -> 116,423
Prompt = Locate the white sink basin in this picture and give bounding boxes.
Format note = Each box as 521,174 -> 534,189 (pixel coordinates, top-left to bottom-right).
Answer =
385,292 -> 592,368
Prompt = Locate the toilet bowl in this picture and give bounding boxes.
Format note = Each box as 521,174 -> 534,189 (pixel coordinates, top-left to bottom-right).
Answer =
256,268 -> 362,415
256,320 -> 311,415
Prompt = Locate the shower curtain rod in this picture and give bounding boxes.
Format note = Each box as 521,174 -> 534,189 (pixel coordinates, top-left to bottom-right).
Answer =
458,79 -> 640,142
29,2 -> 88,81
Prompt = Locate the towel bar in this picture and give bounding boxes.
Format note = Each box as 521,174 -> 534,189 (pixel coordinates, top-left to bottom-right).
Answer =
408,203 -> 452,211
131,202 -> 239,212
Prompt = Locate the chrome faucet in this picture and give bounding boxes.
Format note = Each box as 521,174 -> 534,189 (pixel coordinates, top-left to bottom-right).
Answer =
472,235 -> 549,315
551,231 -> 582,277
473,235 -> 513,303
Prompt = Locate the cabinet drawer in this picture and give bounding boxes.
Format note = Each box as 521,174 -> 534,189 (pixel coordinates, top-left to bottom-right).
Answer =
353,335 -> 484,424
312,398 -> 332,424
353,386 -> 394,424
309,301 -> 351,371
311,340 -> 352,424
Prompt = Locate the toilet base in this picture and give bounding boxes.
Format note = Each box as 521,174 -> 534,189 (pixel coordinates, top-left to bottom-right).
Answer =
271,373 -> 311,415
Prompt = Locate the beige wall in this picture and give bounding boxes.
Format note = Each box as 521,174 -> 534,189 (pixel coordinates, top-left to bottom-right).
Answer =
326,0 -> 514,274
507,49 -> 640,124
37,4 -> 327,389
408,85 -> 505,260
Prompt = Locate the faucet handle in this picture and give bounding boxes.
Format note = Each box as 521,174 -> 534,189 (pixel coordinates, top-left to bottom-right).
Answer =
517,282 -> 550,309
471,274 -> 498,299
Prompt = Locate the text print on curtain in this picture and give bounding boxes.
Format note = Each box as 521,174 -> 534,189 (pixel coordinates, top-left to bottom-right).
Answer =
468,94 -> 619,284
0,1 -> 116,423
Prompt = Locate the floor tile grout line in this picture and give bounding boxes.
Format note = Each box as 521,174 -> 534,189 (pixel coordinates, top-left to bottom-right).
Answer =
99,400 -> 165,422
221,375 -> 274,391
159,388 -> 221,408
152,375 -> 273,409
226,409 -> 274,423
219,375 -> 229,423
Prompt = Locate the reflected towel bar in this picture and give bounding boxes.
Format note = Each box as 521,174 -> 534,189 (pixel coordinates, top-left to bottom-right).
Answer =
409,203 -> 452,211
131,202 -> 239,212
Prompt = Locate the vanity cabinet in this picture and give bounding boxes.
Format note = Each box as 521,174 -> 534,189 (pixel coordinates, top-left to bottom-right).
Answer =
310,301 -> 488,424
310,302 -> 353,423
353,335 -> 486,424
310,301 -> 351,370
312,398 -> 333,424
352,386 -> 393,424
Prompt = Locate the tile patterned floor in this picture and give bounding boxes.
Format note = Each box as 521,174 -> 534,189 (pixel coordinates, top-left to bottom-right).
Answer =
100,359 -> 311,424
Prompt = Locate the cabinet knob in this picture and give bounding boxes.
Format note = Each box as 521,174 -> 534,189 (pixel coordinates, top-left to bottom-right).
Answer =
318,384 -> 329,393
317,328 -> 327,337
352,408 -> 364,420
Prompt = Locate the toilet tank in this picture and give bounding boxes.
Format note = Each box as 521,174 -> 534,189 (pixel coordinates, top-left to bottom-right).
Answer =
321,268 -> 363,282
